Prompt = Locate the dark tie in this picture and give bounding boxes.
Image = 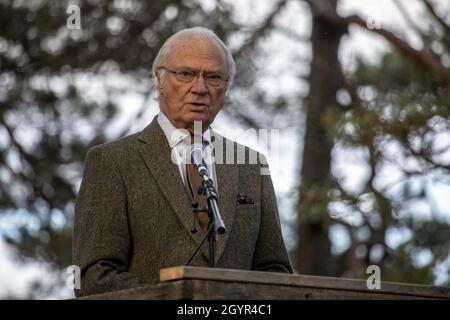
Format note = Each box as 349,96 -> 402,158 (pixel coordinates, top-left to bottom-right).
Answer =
185,140 -> 209,231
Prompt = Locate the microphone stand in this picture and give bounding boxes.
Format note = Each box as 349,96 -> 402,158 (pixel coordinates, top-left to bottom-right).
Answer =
200,175 -> 225,267
185,143 -> 226,268
184,174 -> 225,267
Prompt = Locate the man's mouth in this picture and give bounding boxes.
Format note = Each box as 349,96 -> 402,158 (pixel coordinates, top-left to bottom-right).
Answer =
188,102 -> 209,111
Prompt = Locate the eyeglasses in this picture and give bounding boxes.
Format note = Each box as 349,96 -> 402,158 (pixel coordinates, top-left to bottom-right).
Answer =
158,66 -> 228,88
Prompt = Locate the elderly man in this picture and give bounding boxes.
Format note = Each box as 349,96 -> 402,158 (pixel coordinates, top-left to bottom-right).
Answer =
73,27 -> 293,297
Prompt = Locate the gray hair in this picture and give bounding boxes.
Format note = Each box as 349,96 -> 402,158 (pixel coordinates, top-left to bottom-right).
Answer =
152,27 -> 236,94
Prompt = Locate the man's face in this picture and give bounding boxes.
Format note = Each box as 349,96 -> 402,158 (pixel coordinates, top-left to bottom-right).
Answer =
155,36 -> 227,133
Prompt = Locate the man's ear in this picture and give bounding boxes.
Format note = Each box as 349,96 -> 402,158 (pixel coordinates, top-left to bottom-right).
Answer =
155,70 -> 164,90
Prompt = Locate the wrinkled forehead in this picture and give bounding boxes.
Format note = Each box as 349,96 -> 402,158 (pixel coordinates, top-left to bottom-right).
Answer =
164,35 -> 227,71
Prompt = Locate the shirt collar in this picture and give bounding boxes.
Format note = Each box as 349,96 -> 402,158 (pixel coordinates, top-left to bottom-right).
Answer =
157,112 -> 213,149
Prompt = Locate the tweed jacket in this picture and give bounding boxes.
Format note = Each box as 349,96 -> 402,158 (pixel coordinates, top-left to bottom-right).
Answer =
72,116 -> 293,297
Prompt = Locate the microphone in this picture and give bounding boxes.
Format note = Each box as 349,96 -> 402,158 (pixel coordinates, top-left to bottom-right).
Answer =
190,143 -> 208,177
189,141 -> 226,235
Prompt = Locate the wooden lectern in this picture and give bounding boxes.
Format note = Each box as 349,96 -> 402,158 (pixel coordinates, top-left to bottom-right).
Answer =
79,266 -> 450,300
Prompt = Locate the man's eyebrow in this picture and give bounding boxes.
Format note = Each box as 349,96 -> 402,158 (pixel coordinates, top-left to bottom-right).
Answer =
177,66 -> 224,74
206,70 -> 225,74
176,66 -> 196,71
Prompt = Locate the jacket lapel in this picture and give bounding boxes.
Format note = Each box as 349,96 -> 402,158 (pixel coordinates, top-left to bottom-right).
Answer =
136,117 -> 210,260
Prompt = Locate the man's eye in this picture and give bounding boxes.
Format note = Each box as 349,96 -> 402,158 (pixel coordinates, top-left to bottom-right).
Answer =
207,74 -> 222,80
178,71 -> 195,78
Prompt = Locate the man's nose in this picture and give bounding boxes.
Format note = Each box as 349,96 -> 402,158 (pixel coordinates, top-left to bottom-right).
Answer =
191,75 -> 209,95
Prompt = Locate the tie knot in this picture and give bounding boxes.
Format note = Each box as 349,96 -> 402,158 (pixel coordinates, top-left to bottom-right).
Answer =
184,134 -> 212,149
189,134 -> 205,145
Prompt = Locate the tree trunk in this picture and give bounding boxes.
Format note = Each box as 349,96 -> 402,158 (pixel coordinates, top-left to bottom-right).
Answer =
295,0 -> 346,276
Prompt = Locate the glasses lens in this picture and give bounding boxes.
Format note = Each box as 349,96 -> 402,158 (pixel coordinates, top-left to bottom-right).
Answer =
176,70 -> 196,83
165,67 -> 226,87
205,75 -> 223,87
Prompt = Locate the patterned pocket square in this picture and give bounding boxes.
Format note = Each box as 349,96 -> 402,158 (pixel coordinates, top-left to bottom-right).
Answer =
236,193 -> 255,205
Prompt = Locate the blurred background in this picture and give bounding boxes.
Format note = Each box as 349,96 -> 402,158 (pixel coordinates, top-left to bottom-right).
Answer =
0,0 -> 449,299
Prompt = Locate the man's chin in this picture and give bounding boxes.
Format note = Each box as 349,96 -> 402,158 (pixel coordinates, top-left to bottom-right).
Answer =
188,112 -> 210,123
184,115 -> 212,131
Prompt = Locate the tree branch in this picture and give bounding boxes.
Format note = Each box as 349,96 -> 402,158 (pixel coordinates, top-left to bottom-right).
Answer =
232,0 -> 289,58
422,0 -> 450,34
226,102 -> 265,128
0,119 -> 68,206
308,1 -> 450,82
274,25 -> 309,43
341,71 -> 364,112
393,0 -> 426,39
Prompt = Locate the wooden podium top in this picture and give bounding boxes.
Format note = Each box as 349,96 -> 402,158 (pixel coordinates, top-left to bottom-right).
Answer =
79,266 -> 450,300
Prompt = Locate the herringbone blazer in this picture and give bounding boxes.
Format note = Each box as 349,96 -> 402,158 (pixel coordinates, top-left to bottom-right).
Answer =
73,116 -> 293,297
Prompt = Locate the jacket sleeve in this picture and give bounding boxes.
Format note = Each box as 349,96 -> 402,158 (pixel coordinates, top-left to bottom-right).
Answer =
252,157 -> 294,274
72,145 -> 143,297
